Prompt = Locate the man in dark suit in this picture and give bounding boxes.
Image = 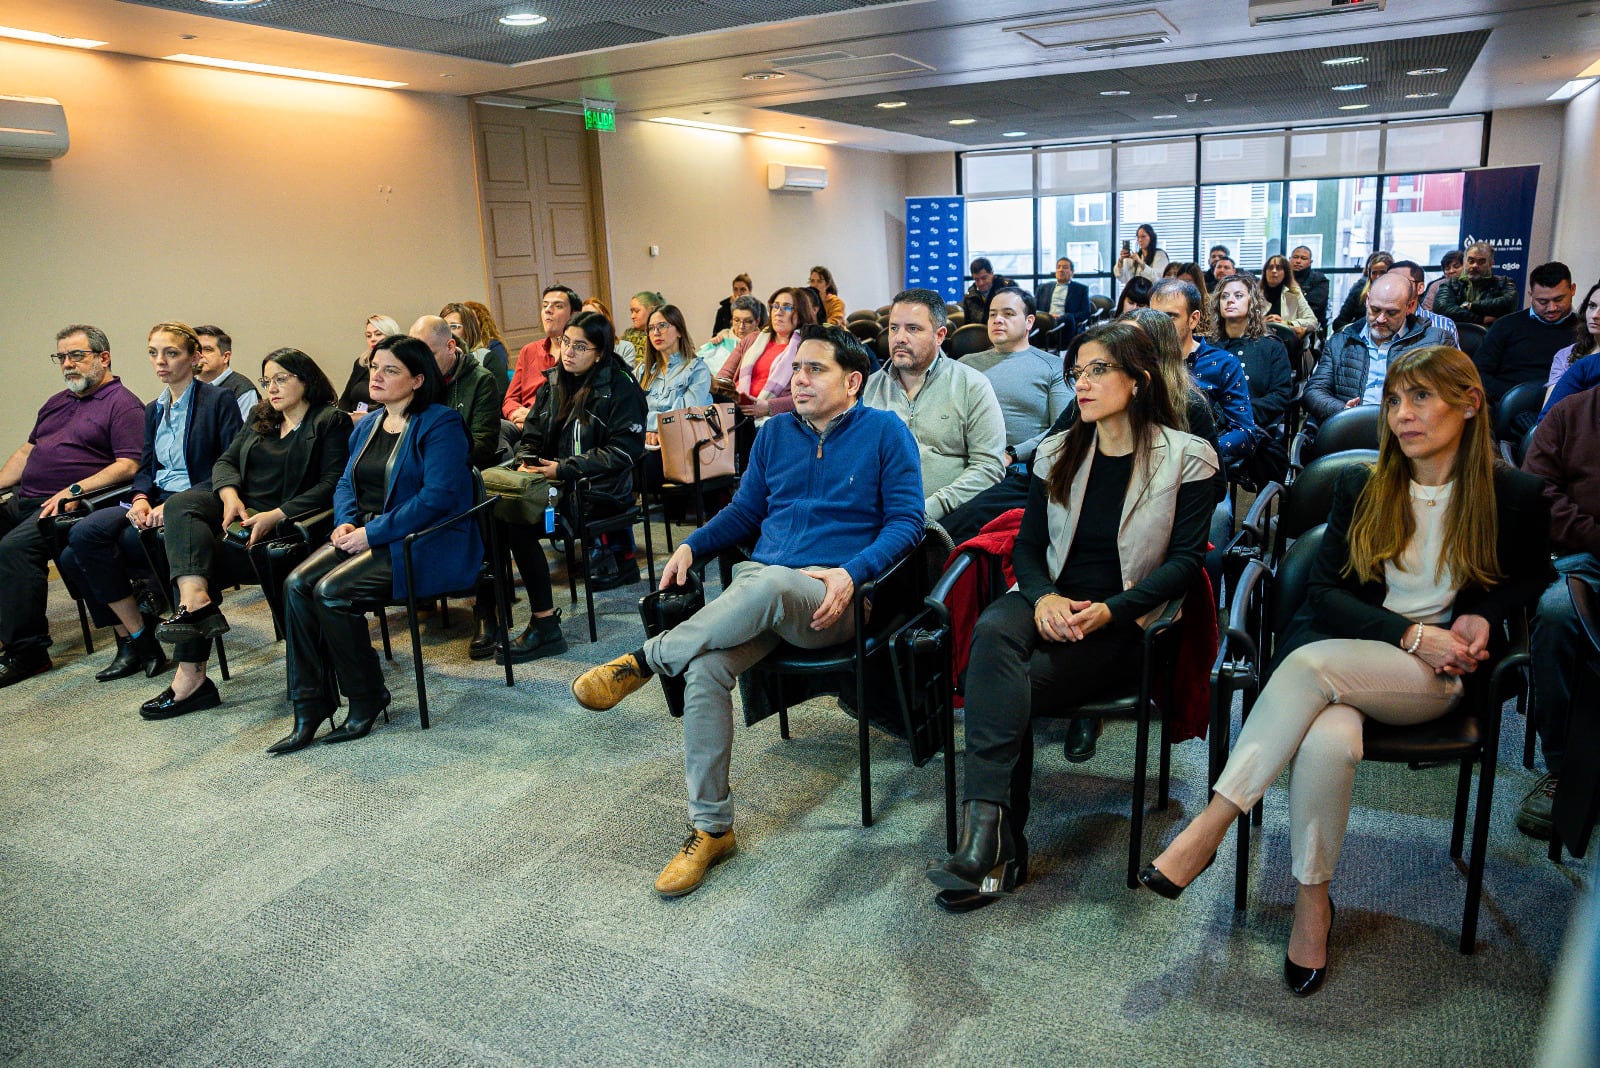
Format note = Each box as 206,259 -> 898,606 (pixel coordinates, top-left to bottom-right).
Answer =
1034,257 -> 1092,344
59,322 -> 242,682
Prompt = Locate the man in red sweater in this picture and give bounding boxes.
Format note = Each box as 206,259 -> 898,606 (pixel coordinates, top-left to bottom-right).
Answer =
1519,381 -> 1600,837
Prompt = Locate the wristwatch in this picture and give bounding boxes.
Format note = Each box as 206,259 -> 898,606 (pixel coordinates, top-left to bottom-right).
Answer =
67,484 -> 83,497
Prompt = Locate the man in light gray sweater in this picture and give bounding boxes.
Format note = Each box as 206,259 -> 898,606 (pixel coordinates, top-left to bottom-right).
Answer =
863,288 -> 1006,524
940,286 -> 1071,544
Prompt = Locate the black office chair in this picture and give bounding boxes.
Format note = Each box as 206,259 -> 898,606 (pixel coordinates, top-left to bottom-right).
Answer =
1549,575 -> 1600,862
1289,402 -> 1380,476
1222,526 -> 1529,952
1494,381 -> 1546,462
847,320 -> 880,343
547,456 -> 658,643
1455,322 -> 1488,360
37,481 -> 134,654
943,322 -> 991,360
1239,449 -> 1376,572
872,328 -> 891,370
1089,295 -> 1113,324
728,524 -> 949,831
846,309 -> 879,325
1512,423 -> 1540,469
360,468 -> 513,729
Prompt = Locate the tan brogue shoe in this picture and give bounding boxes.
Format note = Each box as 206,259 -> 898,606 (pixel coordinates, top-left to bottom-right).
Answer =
654,826 -> 737,898
572,653 -> 651,711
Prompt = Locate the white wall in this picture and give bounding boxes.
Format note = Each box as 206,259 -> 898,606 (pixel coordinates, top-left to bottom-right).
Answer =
0,42 -> 484,449
1552,84 -> 1600,290
1487,105 -> 1566,284
595,119 -> 909,339
905,152 -> 957,197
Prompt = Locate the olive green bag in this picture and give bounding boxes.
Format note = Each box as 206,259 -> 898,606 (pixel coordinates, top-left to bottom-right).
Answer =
480,465 -> 550,527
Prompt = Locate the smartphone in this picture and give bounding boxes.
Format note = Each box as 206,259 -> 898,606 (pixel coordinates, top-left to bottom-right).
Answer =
1121,239 -> 1132,255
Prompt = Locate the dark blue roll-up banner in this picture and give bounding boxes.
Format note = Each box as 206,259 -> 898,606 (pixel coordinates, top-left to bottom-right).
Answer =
1458,165 -> 1539,300
905,196 -> 965,302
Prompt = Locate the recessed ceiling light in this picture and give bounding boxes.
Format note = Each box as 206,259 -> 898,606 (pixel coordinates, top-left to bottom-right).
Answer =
1549,78 -> 1598,101
875,101 -> 908,109
1152,113 -> 1178,119
163,54 -> 406,88
756,131 -> 836,144
499,13 -> 547,26
1099,89 -> 1131,96
742,71 -> 784,81
1002,131 -> 1027,137
1337,103 -> 1370,110
1406,67 -> 1448,76
947,118 -> 977,125
0,24 -> 107,48
1323,56 -> 1366,66
1404,91 -> 1440,99
1331,83 -> 1367,91
648,116 -> 753,134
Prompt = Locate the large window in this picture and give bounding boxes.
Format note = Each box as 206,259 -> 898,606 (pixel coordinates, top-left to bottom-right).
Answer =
959,116 -> 1485,306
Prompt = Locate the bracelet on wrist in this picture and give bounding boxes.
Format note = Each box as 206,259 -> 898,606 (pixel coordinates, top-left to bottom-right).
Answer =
1405,624 -> 1423,655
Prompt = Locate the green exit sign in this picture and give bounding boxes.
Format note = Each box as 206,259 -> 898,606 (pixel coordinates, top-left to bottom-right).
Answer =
584,108 -> 615,132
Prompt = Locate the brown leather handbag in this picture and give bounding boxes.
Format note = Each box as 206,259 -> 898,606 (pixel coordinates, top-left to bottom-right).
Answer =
656,402 -> 736,484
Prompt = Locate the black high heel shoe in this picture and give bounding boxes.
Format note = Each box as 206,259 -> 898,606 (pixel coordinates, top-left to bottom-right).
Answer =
1284,899 -> 1335,998
927,800 -> 1016,897
1138,852 -> 1216,900
322,690 -> 391,744
266,702 -> 336,755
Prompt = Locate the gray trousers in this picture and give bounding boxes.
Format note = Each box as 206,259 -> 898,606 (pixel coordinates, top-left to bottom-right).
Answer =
644,560 -> 854,832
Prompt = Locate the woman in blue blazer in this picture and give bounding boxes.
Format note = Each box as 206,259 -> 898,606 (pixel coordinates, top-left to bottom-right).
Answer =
274,335 -> 480,753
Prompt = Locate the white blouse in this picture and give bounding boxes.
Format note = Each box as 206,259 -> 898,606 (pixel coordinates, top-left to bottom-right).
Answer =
1382,481 -> 1460,624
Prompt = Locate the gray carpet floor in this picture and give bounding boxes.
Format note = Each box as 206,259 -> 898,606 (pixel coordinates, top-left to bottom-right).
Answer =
0,547 -> 1588,1067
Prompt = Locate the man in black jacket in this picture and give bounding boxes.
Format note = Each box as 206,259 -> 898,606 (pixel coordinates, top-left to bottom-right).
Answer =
1472,261 -> 1577,403
962,257 -> 1012,324
1436,242 -> 1518,326
1302,273 -> 1450,426
1290,245 -> 1330,330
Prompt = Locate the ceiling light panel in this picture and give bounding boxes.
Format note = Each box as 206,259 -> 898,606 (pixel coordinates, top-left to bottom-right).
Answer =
164,53 -> 406,87
0,24 -> 107,47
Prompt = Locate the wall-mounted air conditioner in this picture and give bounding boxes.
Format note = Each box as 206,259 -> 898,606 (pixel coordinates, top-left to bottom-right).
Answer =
1249,0 -> 1385,26
0,95 -> 69,160
768,162 -> 828,192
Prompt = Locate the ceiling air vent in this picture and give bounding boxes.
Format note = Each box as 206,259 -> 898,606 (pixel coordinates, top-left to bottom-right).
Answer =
1005,9 -> 1177,52
1249,0 -> 1387,26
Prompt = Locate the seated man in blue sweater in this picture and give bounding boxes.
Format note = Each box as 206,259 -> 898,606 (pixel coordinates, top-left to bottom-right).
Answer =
573,324 -> 925,898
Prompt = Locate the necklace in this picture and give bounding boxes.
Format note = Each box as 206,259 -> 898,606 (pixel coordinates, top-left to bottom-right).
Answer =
1410,482 -> 1450,508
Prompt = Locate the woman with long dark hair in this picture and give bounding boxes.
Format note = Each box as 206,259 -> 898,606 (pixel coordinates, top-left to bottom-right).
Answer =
1261,254 -> 1319,339
144,350 -> 348,719
809,265 -> 847,325
1142,346 -> 1551,996
275,335 -> 479,752
502,311 -> 648,660
1116,275 -> 1154,316
1116,223 -> 1170,285
927,321 -> 1218,912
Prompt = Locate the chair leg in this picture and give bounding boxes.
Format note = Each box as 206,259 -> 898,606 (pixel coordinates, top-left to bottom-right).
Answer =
440,597 -> 451,628
1449,759 -> 1472,858
1128,708 -> 1152,889
77,598 -> 95,655
581,538 -> 598,644
492,519 -> 514,689
377,610 -> 393,661
1462,751 -> 1497,954
944,690 -> 958,853
214,636 -> 230,681
1522,676 -> 1537,769
640,506 -> 656,589
858,664 -> 872,828
778,705 -> 790,740
407,596 -> 429,730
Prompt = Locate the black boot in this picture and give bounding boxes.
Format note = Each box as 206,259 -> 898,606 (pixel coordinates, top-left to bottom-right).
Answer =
267,702 -> 336,755
926,800 -> 1018,895
498,610 -> 568,664
468,594 -> 503,661
936,838 -> 1029,913
96,620 -> 168,681
323,689 -> 392,744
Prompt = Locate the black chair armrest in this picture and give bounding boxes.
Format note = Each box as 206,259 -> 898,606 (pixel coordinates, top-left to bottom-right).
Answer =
284,507 -> 336,546
926,550 -> 981,614
403,496 -> 498,552
1240,481 -> 1283,545
51,480 -> 135,520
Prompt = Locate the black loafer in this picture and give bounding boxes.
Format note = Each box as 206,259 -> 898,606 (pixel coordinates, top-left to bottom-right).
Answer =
156,603 -> 231,644
1064,717 -> 1103,763
140,677 -> 221,720
0,650 -> 51,688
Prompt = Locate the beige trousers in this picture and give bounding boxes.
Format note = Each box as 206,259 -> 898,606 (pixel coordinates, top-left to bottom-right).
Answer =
1213,638 -> 1464,884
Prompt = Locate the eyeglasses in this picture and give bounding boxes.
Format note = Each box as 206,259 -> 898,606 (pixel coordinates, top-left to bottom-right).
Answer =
565,340 -> 595,356
446,321 -> 464,333
647,323 -> 674,335
49,349 -> 98,365
770,302 -> 796,314
1065,360 -> 1124,386
257,373 -> 297,390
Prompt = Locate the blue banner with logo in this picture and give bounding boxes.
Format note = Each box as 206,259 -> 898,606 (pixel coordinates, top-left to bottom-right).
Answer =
905,196 -> 965,302
1459,165 -> 1539,300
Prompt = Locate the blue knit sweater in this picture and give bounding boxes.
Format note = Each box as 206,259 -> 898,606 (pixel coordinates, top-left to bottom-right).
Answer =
684,403 -> 925,585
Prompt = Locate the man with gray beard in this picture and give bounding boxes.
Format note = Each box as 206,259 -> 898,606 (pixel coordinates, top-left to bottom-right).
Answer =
0,325 -> 144,685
